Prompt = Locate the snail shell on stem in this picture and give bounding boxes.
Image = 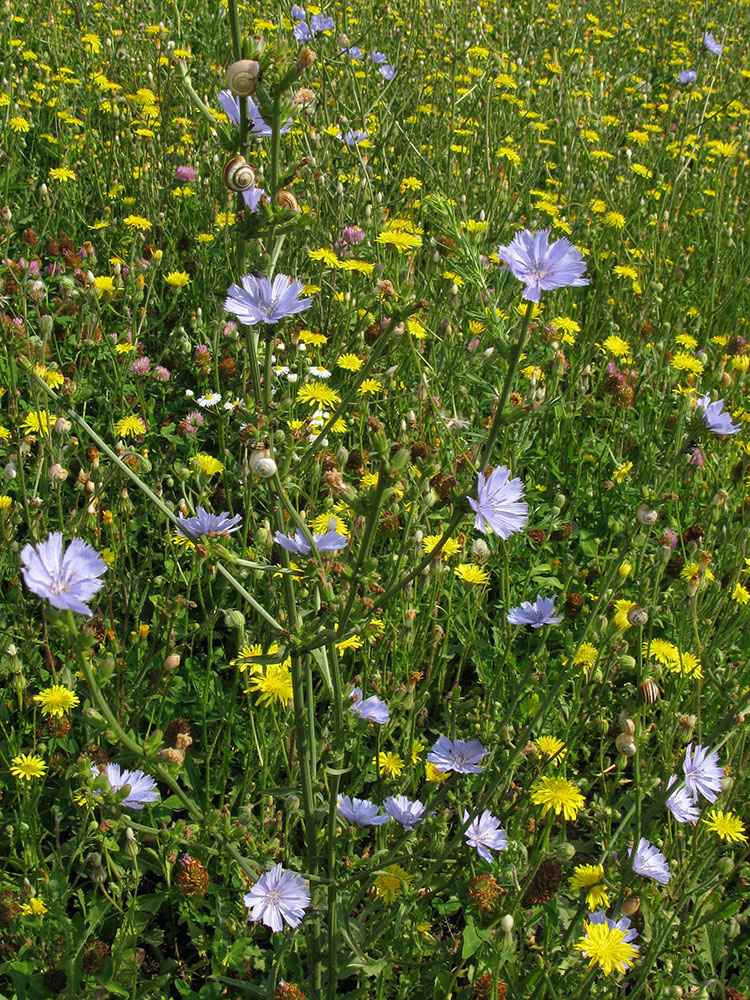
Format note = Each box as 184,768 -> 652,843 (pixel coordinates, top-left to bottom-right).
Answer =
223,155 -> 255,192
226,59 -> 261,97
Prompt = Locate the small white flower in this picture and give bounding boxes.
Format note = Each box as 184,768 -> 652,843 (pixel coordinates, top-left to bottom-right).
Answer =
197,392 -> 222,408
309,366 -> 331,379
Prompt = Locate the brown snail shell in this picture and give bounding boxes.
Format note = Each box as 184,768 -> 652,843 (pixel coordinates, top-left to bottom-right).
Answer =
615,732 -> 637,757
222,155 -> 255,192
276,189 -> 299,213
225,59 -> 261,97
639,678 -> 660,704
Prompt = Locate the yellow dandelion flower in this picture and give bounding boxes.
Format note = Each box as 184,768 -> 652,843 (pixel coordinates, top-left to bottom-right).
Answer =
297,382 -> 342,408
671,352 -> 704,376
246,664 -> 293,707
20,898 -> 48,916
337,353 -> 364,372
123,214 -> 152,230
602,335 -> 631,358
193,453 -> 224,476
603,211 -> 626,229
94,275 -> 116,295
49,166 -> 76,182
613,461 -> 633,484
642,638 -> 679,666
22,411 -> 53,436
34,365 -> 64,388
613,599 -> 637,630
114,341 -> 136,354
411,739 -> 426,764
422,534 -> 461,558
376,229 -> 423,252
32,685 -> 79,717
373,751 -> 405,778
732,583 -> 750,605
574,917 -> 640,976
310,512 -> 348,536
374,864 -> 412,904
530,776 -> 585,821
535,735 -> 566,764
9,117 -> 30,133
569,864 -> 609,908
454,563 -> 490,585
308,247 -> 340,268
703,809 -> 747,843
425,761 -> 450,783
114,415 -> 146,438
10,753 -> 47,781
164,271 -> 190,287
572,642 -> 599,669
0,495 -> 12,510
358,378 -> 382,395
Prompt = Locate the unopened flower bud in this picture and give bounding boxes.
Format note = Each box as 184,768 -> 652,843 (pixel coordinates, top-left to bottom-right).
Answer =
296,47 -> 316,74
223,609 -> 245,630
471,538 -> 490,563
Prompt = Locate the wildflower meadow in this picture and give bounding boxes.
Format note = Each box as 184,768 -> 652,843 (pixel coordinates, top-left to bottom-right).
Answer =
2,0 -> 750,997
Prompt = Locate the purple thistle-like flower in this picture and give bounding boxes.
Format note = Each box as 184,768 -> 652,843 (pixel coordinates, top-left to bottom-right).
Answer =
463,809 -> 508,863
506,595 -> 563,628
176,507 -> 243,540
336,794 -> 391,826
666,775 -> 700,824
92,763 -> 160,810
338,129 -> 369,146
469,467 -> 528,540
682,743 -> 723,803
217,90 -> 291,137
631,838 -> 671,885
21,532 -> 107,617
384,795 -> 426,830
244,864 -> 310,932
175,165 -> 197,182
224,273 -> 313,326
696,393 -> 740,435
427,736 -> 489,774
678,69 -> 697,84
274,520 -> 347,555
702,30 -> 723,55
497,229 -> 589,302
349,687 -> 390,724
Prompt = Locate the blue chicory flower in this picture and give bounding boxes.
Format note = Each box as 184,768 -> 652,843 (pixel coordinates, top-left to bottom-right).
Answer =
336,794 -> 391,826
696,393 -> 740,435
225,274 -> 313,326
469,467 -> 528,540
427,736 -> 489,774
91,763 -> 160,810
497,228 -> 589,302
630,837 -> 671,885
349,687 -> 390,724
384,795 -> 426,830
702,30 -> 723,54
274,520 -> 347,555
506,595 -> 563,628
217,90 -> 292,137
176,507 -> 243,540
244,864 -> 310,931
666,775 -> 700,824
677,69 -> 697,83
20,532 -> 107,617
463,809 -> 508,862
682,743 -> 723,803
